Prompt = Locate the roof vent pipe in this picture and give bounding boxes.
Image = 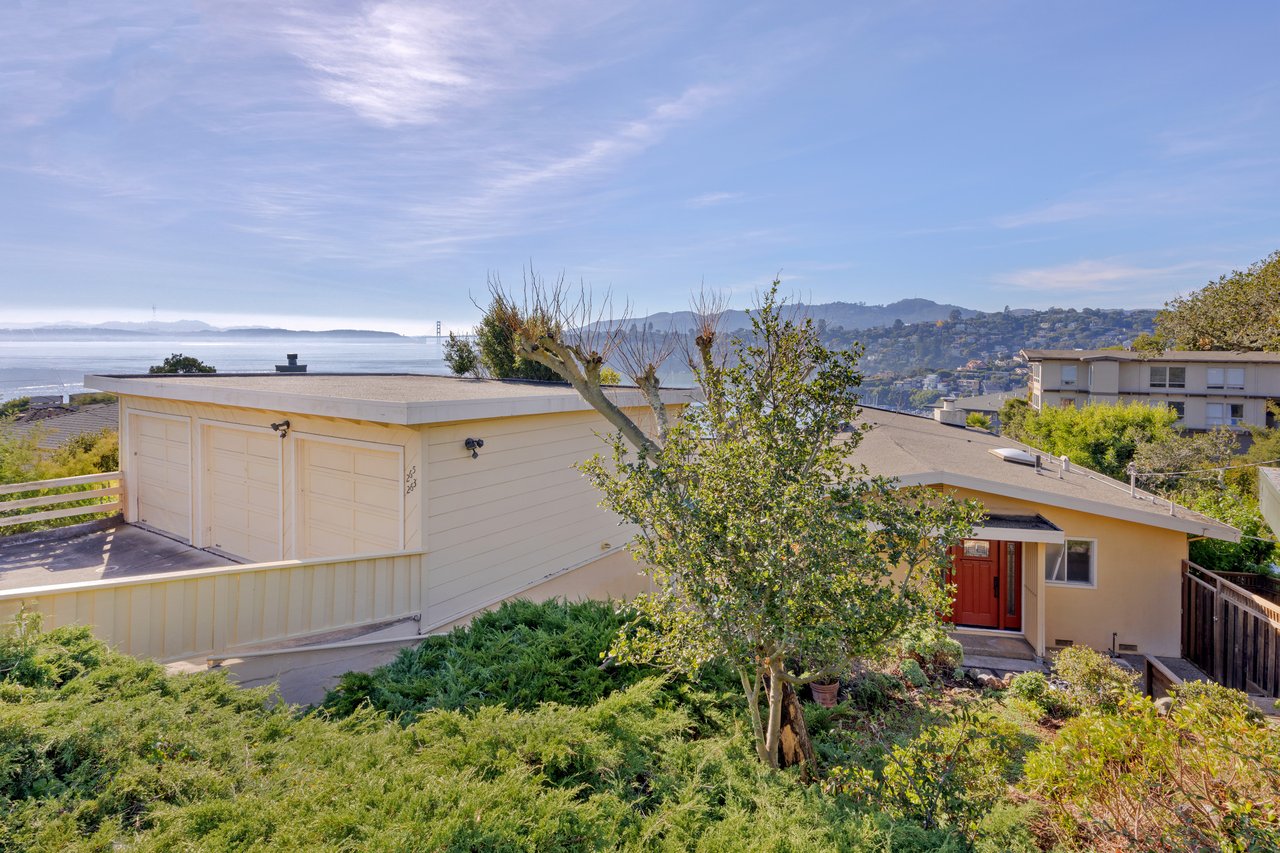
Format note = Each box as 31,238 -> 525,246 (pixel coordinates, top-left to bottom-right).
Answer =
1034,454 -> 1042,474
1059,455 -> 1070,478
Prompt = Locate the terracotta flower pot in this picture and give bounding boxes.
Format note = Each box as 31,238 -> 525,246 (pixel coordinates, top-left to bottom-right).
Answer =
810,680 -> 840,708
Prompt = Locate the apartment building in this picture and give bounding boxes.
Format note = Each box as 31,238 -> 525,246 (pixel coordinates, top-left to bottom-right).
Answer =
1021,349 -> 1280,431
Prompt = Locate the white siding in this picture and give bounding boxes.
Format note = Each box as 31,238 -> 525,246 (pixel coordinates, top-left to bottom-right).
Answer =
423,408 -> 647,624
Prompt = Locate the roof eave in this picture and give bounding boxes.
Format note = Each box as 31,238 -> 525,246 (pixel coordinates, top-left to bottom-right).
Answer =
893,470 -> 1242,542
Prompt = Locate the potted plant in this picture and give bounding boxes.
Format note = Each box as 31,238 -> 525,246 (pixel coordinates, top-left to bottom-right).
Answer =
809,679 -> 840,708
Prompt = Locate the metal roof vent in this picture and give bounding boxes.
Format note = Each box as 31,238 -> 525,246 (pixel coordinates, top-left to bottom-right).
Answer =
988,447 -> 1037,466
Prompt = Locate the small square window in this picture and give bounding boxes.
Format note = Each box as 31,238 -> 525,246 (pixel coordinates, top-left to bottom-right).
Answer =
962,540 -> 990,558
1168,401 -> 1185,419
1150,366 -> 1185,389
1061,365 -> 1077,386
1046,539 -> 1095,585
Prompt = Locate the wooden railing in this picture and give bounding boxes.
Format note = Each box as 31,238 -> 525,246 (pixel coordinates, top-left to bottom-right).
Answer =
0,472 -> 122,530
1181,560 -> 1280,698
0,550 -> 427,662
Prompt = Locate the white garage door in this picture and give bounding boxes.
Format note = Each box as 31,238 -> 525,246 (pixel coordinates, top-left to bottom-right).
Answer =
298,438 -> 402,558
130,413 -> 192,541
203,425 -> 281,563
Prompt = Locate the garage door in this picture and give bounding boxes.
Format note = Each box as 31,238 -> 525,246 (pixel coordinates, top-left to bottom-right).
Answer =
130,413 -> 191,541
298,438 -> 402,558
203,425 -> 281,563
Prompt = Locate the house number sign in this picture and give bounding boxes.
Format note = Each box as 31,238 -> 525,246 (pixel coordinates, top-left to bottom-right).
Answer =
405,465 -> 418,496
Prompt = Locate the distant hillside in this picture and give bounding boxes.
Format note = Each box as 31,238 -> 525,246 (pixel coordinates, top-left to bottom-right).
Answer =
609,298 -> 979,334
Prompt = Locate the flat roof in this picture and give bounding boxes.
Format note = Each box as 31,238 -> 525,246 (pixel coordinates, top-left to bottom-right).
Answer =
1022,348 -> 1280,364
85,372 -> 697,426
850,406 -> 1239,541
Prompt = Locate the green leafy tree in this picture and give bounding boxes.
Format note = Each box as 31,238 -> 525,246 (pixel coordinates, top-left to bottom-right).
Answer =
1004,401 -> 1178,480
494,277 -> 982,770
474,288 -> 564,382
965,412 -> 992,430
998,397 -> 1031,438
1156,250 -> 1280,351
148,353 -> 216,374
443,332 -> 481,377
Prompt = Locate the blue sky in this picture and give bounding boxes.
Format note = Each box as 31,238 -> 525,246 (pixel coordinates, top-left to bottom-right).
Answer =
2,2 -> 1278,334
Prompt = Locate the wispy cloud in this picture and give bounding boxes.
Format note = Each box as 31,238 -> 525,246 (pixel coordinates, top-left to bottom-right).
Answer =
993,259 -> 1220,294
685,191 -> 743,208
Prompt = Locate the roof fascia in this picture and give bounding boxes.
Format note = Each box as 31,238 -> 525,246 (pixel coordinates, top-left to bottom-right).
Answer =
894,470 -> 1241,541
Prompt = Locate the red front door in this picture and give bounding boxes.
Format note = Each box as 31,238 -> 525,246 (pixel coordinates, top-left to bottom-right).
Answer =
948,539 -> 1023,630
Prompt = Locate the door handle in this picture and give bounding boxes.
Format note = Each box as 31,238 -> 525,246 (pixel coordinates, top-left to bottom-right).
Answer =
993,576 -> 999,598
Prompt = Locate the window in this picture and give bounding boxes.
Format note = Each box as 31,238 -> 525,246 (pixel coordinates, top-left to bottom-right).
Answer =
1168,401 -> 1185,420
1150,366 -> 1186,389
1207,403 -> 1245,427
1207,367 -> 1245,390
962,539 -> 990,558
1046,539 -> 1095,585
1060,397 -> 1076,408
1060,364 -> 1078,387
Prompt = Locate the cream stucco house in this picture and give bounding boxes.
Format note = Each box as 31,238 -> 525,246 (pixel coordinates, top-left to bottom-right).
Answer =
853,407 -> 1240,658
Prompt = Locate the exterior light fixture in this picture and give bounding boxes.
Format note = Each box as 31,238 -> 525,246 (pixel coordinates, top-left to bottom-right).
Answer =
465,437 -> 484,459
270,420 -> 290,438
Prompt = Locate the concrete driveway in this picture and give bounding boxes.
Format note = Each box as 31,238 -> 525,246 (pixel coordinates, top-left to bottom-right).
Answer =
0,517 -> 234,590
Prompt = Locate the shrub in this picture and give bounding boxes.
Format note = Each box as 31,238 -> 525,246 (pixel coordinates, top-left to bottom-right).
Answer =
1025,682 -> 1280,850
896,625 -> 964,675
844,671 -> 903,712
829,709 -> 1024,834
899,658 -> 928,689
443,332 -> 480,377
1007,671 -> 1047,704
1051,645 -> 1138,713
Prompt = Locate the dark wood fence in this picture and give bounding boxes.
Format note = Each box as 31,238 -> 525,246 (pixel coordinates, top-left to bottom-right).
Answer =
1181,561 -> 1280,698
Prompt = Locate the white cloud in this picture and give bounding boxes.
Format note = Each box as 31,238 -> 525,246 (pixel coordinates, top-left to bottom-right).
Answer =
993,259 -> 1219,294
685,191 -> 743,208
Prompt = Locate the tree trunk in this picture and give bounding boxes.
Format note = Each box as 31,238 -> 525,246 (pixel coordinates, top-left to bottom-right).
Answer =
777,681 -> 816,781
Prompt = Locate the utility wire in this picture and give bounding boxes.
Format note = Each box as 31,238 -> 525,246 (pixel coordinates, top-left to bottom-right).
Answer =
1132,457 -> 1280,478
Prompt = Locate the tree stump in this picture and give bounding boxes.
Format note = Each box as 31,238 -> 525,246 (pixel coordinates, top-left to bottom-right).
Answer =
778,681 -> 816,781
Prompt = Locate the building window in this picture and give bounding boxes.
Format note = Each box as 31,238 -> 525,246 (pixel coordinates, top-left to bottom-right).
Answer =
1060,364 -> 1078,387
1060,397 -> 1076,408
1150,366 -> 1186,389
1168,401 -> 1185,420
962,539 -> 990,558
1046,539 -> 1096,586
1032,391 -> 1041,408
1207,367 -> 1245,390
1206,403 -> 1245,427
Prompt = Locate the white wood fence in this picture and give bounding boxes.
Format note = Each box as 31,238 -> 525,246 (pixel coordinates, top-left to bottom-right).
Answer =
0,550 -> 428,662
0,471 -> 122,528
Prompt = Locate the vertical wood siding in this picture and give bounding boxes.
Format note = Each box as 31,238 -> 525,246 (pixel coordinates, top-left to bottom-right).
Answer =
0,552 -> 426,662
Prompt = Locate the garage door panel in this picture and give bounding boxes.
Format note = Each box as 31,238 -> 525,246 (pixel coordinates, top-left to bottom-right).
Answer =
299,439 -> 402,558
131,414 -> 192,541
203,425 -> 281,563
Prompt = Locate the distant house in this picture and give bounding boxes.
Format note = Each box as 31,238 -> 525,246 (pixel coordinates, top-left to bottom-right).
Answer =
0,402 -> 118,449
1022,348 -> 1280,430
853,406 -> 1239,657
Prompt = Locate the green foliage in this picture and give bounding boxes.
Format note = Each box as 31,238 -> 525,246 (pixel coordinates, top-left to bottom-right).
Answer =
475,293 -> 564,382
0,397 -> 30,419
1006,671 -> 1047,704
0,428 -> 120,535
1003,400 -> 1178,479
1180,486 -> 1279,574
964,411 -> 991,430
581,284 -> 984,765
442,332 -> 481,377
147,353 -> 216,374
1051,645 -> 1138,714
829,709 -> 1024,834
895,625 -> 963,676
1,614 -> 978,852
1025,681 -> 1280,850
323,599 -> 736,722
1156,249 -> 1280,351
599,366 -> 622,385
1006,670 -> 1073,719
898,659 -> 928,689
997,396 -> 1030,438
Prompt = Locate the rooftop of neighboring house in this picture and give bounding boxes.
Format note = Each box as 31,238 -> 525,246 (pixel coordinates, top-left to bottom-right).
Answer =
0,403 -> 118,449
849,406 -> 1240,541
85,372 -> 697,426
926,391 -> 1020,413
1022,348 -> 1280,364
